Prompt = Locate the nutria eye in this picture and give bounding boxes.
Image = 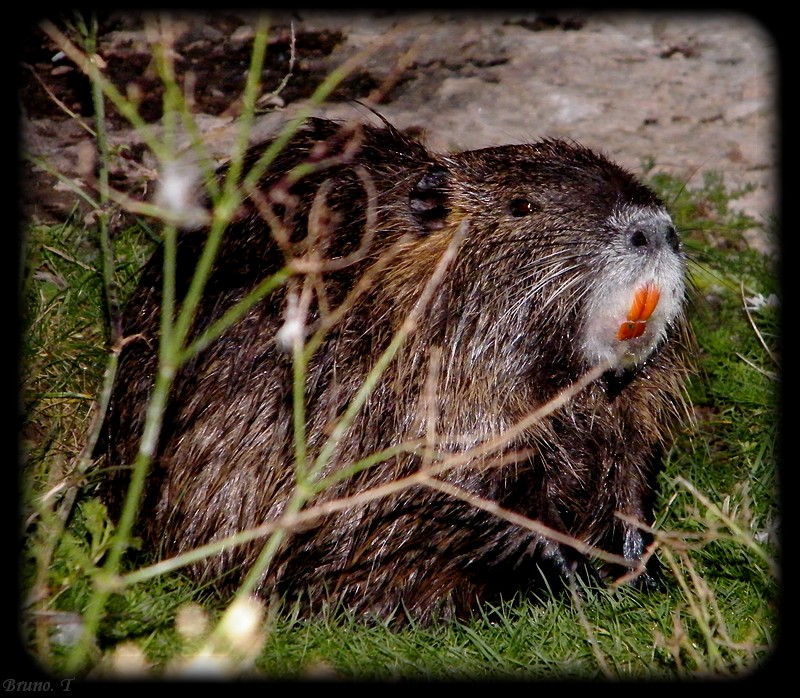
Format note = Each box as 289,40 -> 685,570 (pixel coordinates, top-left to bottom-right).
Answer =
509,198 -> 540,217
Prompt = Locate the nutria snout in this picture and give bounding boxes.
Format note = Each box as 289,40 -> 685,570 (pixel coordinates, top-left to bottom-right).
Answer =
97,117 -> 692,623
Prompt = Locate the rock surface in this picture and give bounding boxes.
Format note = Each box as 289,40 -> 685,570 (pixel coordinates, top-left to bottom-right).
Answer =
20,11 -> 778,253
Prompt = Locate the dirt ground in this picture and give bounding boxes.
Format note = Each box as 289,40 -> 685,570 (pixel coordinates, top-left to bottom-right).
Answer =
19,10 -> 778,254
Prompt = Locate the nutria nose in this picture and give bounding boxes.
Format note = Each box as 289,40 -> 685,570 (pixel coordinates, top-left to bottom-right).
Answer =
629,220 -> 681,254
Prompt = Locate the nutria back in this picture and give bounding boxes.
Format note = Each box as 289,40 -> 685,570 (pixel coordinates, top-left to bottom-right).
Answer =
98,117 -> 691,623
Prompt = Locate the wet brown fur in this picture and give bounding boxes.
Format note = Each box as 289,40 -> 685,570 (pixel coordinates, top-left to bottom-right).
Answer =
98,117 -> 692,623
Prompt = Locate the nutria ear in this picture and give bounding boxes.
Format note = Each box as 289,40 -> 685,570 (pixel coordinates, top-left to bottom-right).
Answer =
409,164 -> 451,232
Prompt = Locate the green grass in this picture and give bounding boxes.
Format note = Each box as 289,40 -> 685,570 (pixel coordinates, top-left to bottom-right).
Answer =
18,12 -> 780,680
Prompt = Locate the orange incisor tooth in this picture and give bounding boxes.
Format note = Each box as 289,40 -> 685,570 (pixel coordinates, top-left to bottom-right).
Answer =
617,284 -> 660,341
629,283 -> 660,322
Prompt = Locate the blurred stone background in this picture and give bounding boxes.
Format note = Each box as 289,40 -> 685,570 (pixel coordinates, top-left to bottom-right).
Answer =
19,11 -> 778,253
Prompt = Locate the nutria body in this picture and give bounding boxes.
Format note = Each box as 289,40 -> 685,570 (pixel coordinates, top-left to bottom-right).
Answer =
98,117 -> 691,623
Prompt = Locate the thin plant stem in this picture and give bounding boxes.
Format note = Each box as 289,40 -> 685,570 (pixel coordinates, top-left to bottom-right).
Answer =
674,476 -> 778,576
61,13 -> 397,670
222,219 -> 469,610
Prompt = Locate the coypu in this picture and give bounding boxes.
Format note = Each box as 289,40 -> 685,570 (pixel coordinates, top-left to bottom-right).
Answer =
97,116 -> 692,623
